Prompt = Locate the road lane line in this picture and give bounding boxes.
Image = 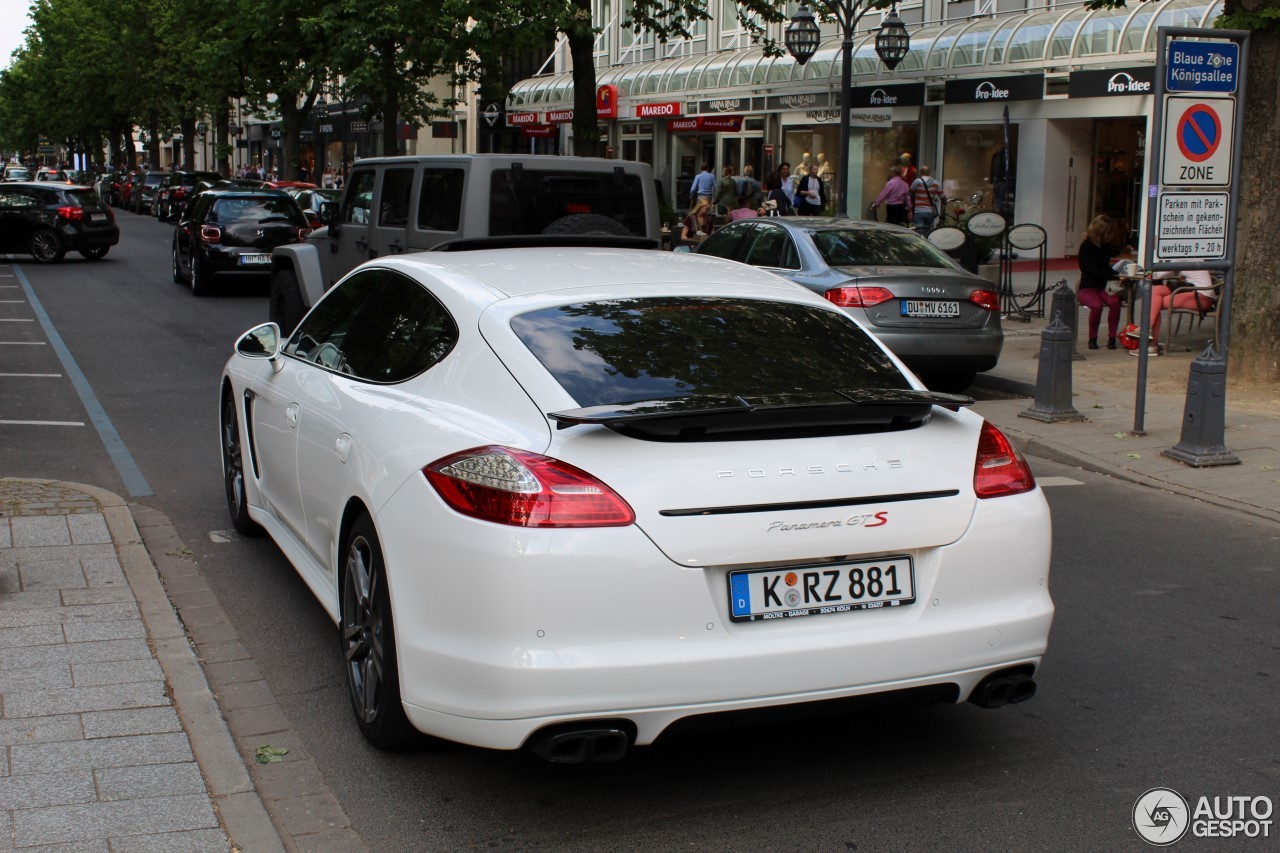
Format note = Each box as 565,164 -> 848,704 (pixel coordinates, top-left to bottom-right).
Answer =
0,319 -> 34,322
0,341 -> 46,345
0,419 -> 85,426
1037,476 -> 1084,487
10,262 -> 153,496
0,373 -> 62,377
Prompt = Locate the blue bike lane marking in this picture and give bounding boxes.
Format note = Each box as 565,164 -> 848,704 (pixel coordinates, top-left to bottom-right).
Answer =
11,260 -> 153,497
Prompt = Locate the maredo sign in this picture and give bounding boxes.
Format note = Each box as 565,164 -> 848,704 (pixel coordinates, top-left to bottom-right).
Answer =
596,85 -> 618,119
507,112 -> 540,126
546,109 -> 574,124
637,101 -> 682,118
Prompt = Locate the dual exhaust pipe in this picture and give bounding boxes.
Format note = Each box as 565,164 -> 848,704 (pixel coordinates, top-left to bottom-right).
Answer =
969,669 -> 1037,709
526,722 -> 633,764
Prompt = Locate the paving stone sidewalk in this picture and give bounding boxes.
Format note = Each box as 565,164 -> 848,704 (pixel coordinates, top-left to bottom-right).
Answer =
0,479 -> 279,852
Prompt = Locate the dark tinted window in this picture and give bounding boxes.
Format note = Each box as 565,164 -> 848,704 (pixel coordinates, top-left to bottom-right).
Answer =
742,224 -> 801,269
697,222 -> 750,260
0,188 -> 40,208
417,168 -> 464,232
510,297 -> 906,408
210,195 -> 304,224
286,269 -> 456,383
343,170 -> 375,225
488,169 -> 647,237
181,172 -> 221,187
811,228 -> 958,269
67,189 -> 104,208
378,168 -> 414,227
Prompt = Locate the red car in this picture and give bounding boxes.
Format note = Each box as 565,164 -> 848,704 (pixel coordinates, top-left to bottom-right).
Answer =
118,171 -> 142,209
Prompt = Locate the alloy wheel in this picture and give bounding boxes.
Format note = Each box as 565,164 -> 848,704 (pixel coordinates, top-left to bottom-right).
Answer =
342,534 -> 385,725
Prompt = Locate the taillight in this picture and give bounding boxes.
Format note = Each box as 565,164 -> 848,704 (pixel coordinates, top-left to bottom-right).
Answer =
55,205 -> 84,222
825,285 -> 894,308
424,446 -> 635,528
973,421 -> 1036,499
200,225 -> 222,243
969,290 -> 1000,311
297,227 -> 313,240
173,187 -> 186,199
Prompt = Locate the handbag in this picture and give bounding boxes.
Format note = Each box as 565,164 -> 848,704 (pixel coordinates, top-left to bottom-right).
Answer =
1105,279 -> 1124,296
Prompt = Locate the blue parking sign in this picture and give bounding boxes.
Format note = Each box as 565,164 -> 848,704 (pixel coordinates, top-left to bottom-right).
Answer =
1167,41 -> 1239,93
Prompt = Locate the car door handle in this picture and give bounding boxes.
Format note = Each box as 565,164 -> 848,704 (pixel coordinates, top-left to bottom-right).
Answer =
355,237 -> 368,252
285,404 -> 299,429
334,433 -> 352,464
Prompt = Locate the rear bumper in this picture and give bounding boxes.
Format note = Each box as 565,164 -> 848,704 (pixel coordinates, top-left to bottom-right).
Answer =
377,476 -> 1054,750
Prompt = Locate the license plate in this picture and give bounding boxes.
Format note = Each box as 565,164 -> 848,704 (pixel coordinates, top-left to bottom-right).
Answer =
239,254 -> 271,265
90,213 -> 107,223
901,300 -> 960,318
728,557 -> 915,622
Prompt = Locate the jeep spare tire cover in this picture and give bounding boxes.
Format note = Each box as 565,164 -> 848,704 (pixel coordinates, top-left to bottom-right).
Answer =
541,213 -> 633,237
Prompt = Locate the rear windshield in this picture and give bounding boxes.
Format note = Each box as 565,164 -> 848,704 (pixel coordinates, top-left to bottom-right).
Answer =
67,189 -> 104,208
510,297 -> 907,408
5,168 -> 31,180
210,196 -> 304,224
144,174 -> 169,186
488,169 -> 648,238
811,229 -> 959,270
181,172 -> 221,186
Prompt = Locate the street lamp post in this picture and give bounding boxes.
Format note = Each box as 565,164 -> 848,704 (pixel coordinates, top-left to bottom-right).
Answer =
195,121 -> 207,171
786,3 -> 910,219
315,97 -> 329,182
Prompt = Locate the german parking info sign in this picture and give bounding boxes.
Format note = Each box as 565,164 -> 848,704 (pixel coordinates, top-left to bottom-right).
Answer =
1157,192 -> 1228,260
1161,95 -> 1234,186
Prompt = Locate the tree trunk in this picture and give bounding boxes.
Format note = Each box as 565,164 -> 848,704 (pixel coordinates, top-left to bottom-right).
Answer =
279,99 -> 305,181
380,39 -> 402,155
180,117 -> 196,171
1228,11 -> 1279,384
568,0 -> 602,157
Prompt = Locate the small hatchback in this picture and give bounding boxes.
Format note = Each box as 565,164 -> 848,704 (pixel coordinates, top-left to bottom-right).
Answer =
172,188 -> 310,295
0,182 -> 119,262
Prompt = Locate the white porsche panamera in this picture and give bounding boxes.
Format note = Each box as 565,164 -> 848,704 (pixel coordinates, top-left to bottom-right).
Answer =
219,245 -> 1054,762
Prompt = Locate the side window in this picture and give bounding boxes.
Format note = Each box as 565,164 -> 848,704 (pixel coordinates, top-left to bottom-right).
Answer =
342,170 -> 376,225
378,168 -> 414,227
417,168 -> 464,232
742,225 -> 801,270
697,222 -> 750,260
285,269 -> 458,383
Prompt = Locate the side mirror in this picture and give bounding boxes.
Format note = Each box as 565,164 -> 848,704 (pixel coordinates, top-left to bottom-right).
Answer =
319,201 -> 338,226
235,323 -> 283,362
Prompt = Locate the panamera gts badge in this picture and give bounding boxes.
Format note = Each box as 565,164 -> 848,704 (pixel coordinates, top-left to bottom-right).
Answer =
766,512 -> 888,532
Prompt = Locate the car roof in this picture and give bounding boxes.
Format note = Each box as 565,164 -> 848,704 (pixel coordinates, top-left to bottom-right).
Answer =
199,187 -> 292,198
379,247 -> 812,302
1,181 -> 89,190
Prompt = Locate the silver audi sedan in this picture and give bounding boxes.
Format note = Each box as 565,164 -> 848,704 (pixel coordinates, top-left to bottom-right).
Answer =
692,217 -> 1002,392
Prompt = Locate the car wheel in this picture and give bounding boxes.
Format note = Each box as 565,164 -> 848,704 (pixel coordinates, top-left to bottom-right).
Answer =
221,392 -> 262,537
541,213 -> 633,237
340,514 -> 418,750
921,371 -> 977,394
171,235 -> 184,283
78,246 -> 109,260
269,268 -> 306,336
29,229 -> 66,263
190,254 -> 211,296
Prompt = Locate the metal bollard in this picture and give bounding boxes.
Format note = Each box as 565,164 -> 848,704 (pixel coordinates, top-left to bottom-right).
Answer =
1019,315 -> 1087,423
1049,280 -> 1085,361
1162,342 -> 1241,467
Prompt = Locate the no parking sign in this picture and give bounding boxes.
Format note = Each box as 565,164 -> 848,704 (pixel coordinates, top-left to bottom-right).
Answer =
1161,95 -> 1234,186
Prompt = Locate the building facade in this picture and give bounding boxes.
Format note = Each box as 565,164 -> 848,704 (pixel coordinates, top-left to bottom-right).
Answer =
508,0 -> 1223,257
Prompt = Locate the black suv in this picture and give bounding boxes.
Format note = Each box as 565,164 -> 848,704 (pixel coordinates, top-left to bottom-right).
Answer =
131,171 -> 171,214
172,187 -> 310,295
155,170 -> 221,221
0,182 -> 119,262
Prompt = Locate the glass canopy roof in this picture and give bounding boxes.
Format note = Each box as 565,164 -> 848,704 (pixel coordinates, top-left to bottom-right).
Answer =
510,0 -> 1222,109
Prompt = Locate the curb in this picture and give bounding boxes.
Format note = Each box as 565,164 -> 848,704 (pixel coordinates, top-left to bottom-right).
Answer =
58,480 -> 286,852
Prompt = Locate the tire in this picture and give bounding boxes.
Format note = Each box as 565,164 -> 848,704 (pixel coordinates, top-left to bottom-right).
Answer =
221,393 -> 262,537
29,229 -> 66,263
171,235 -> 184,283
190,253 -> 211,296
921,371 -> 977,394
340,514 -> 418,750
269,268 -> 306,335
78,246 -> 109,260
541,213 -> 633,237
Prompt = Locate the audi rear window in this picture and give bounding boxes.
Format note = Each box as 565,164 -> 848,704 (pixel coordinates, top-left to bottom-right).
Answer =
510,297 -> 907,408
488,169 -> 647,238
811,229 -> 959,269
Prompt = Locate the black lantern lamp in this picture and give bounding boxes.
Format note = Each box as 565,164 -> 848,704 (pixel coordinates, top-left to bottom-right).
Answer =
874,6 -> 910,70
315,96 -> 329,119
195,121 -> 206,134
784,5 -> 822,67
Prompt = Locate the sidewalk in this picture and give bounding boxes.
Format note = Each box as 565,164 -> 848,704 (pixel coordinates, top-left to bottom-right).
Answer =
1,275 -> 1276,850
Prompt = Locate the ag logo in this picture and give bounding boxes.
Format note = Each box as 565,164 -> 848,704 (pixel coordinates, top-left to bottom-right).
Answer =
1133,787 -> 1190,846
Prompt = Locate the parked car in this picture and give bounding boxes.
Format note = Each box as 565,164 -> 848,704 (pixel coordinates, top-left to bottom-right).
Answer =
269,154 -> 662,334
220,245 -> 1053,760
171,187 -> 311,295
35,168 -> 69,182
3,165 -> 32,182
0,182 -> 119,262
691,217 -> 1003,393
130,170 -> 171,214
155,170 -> 221,221
119,171 -> 142,209
286,187 -> 341,228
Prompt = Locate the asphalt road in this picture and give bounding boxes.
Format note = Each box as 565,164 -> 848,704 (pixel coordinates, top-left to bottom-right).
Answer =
2,213 -> 1277,851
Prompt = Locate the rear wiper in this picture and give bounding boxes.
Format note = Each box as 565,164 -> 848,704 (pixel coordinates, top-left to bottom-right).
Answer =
833,388 -> 974,411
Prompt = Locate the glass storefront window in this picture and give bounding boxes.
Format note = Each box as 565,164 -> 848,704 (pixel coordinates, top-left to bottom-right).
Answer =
941,124 -> 1019,217
784,126 -> 840,213
854,125 -> 918,218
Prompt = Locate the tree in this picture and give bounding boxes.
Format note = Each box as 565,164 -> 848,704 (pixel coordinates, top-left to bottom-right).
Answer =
1089,0 -> 1278,384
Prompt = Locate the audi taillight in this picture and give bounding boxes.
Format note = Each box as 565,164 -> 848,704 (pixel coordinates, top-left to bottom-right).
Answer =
425,446 -> 635,528
55,205 -> 83,222
973,421 -> 1036,498
200,225 -> 222,243
825,285 -> 894,308
969,289 -> 1000,311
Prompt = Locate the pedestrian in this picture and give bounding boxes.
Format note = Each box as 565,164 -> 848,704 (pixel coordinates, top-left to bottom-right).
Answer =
776,162 -> 793,205
870,166 -> 911,227
1136,269 -> 1218,356
738,164 -> 761,208
909,166 -> 944,234
713,165 -> 738,215
728,193 -> 758,222
689,161 -> 716,207
681,198 -> 714,242
760,174 -> 794,216
794,162 -> 826,216
898,152 -> 917,184
1077,214 -> 1125,350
